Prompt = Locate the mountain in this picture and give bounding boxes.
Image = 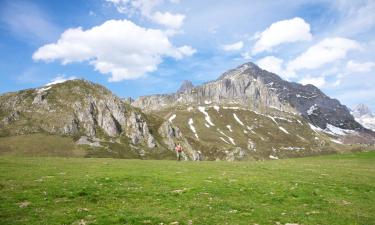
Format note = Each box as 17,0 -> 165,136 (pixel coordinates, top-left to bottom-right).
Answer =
352,104 -> 375,131
177,80 -> 194,93
1,62 -> 374,160
0,80 -> 176,158
133,62 -> 363,131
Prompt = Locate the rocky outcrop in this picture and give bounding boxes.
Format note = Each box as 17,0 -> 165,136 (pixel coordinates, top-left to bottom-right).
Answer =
158,121 -> 197,159
177,80 -> 194,93
133,62 -> 363,131
0,80 -> 157,148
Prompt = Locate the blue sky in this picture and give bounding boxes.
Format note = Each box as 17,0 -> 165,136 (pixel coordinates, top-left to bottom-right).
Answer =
0,0 -> 374,110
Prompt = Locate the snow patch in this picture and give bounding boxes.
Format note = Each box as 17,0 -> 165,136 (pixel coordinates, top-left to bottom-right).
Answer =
233,113 -> 244,126
220,137 -> 230,144
309,123 -> 322,133
36,86 -> 51,94
307,104 -> 318,115
279,126 -> 289,134
331,139 -> 343,144
188,118 -> 199,139
269,155 -> 279,160
217,129 -> 235,145
223,106 -> 239,110
226,125 -> 233,132
187,106 -> 193,112
267,115 -> 278,124
198,106 -> 215,126
280,147 -> 305,151
325,124 -> 354,136
204,123 -> 210,128
204,100 -> 212,104
213,105 -> 220,112
168,114 -> 176,123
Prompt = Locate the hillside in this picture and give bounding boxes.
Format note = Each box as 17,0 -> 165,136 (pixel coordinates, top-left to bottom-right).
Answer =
0,62 -> 374,160
0,80 -> 174,159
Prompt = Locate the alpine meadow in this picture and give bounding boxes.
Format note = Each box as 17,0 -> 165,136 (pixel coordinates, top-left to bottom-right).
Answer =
0,0 -> 374,224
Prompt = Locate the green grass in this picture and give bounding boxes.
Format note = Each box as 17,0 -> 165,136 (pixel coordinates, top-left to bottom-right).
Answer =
0,152 -> 374,225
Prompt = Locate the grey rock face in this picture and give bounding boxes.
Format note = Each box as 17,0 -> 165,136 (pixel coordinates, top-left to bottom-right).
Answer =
158,121 -> 195,158
0,80 -> 157,148
177,80 -> 194,93
133,62 -> 363,131
352,104 -> 373,117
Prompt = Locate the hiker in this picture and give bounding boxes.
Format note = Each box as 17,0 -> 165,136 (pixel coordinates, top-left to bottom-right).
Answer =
175,143 -> 183,161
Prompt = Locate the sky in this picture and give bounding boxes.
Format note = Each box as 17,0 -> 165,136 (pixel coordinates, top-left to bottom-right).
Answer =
0,0 -> 374,111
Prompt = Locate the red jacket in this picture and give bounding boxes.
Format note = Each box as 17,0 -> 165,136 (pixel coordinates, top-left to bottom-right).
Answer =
175,145 -> 183,152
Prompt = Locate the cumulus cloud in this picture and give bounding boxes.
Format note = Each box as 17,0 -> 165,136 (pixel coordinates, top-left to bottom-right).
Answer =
151,11 -> 185,29
287,37 -> 361,73
256,56 -> 286,77
33,19 -> 195,82
221,41 -> 244,51
346,60 -> 375,73
252,17 -> 312,55
106,0 -> 185,29
45,75 -> 77,86
299,76 -> 326,88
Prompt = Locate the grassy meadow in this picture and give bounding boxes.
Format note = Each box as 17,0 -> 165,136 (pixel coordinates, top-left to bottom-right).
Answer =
0,152 -> 374,225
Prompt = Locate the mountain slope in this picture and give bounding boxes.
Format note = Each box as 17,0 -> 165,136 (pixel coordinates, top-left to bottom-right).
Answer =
0,63 -> 373,160
133,62 -> 363,131
0,80 -> 174,158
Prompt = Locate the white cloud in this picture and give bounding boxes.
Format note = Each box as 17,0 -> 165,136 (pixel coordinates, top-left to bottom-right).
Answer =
287,37 -> 361,73
221,41 -> 244,51
33,19 -> 195,82
335,0 -> 375,36
106,0 -> 185,29
45,75 -> 77,86
252,17 -> 312,55
151,11 -> 185,29
299,76 -> 326,88
256,56 -> 286,76
346,60 -> 375,73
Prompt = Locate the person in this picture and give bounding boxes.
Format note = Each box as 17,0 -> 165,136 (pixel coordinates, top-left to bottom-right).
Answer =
175,142 -> 183,161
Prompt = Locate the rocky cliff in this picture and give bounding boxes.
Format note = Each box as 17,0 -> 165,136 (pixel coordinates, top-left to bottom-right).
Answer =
132,62 -> 363,131
0,80 -> 158,150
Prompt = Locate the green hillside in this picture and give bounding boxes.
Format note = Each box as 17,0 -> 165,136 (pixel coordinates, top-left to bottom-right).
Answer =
0,152 -> 374,225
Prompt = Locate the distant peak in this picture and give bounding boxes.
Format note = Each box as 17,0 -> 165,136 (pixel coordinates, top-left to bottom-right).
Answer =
353,104 -> 372,117
177,80 -> 194,93
238,62 -> 258,69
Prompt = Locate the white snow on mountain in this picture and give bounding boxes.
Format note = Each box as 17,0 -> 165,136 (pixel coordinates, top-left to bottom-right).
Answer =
188,118 -> 199,139
233,113 -> 244,126
351,104 -> 375,131
198,106 -> 215,126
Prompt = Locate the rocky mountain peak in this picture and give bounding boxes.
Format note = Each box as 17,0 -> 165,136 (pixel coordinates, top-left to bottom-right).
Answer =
177,80 -> 194,93
132,61 -> 365,132
352,104 -> 373,117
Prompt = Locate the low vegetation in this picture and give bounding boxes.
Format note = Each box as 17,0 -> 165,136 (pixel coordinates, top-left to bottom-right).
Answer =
0,152 -> 374,224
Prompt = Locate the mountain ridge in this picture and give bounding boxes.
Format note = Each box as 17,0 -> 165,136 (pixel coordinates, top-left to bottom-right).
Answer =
132,62 -> 364,132
1,63 -> 374,160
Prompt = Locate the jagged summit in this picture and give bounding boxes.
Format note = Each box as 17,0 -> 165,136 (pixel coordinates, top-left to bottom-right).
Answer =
177,80 -> 194,93
352,104 -> 375,131
352,104 -> 373,117
1,64 -> 374,160
132,61 -> 363,131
